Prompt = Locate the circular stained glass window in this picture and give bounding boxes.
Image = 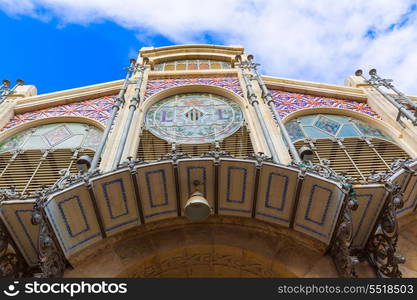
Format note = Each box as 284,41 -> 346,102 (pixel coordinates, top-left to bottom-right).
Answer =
145,93 -> 243,144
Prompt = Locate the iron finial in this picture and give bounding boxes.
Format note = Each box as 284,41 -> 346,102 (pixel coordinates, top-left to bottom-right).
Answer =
2,79 -> 10,88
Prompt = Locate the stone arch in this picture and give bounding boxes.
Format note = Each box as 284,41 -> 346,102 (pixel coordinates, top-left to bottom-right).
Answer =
128,84 -> 265,156
282,107 -> 414,158
0,116 -> 105,143
0,118 -> 104,195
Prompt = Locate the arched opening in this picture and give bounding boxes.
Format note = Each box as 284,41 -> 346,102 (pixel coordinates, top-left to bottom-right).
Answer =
137,92 -> 254,160
0,122 -> 103,196
64,217 -> 337,278
285,114 -> 410,183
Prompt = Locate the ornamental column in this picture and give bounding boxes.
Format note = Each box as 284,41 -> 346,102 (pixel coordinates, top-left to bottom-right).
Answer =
345,71 -> 417,158
0,81 -> 37,131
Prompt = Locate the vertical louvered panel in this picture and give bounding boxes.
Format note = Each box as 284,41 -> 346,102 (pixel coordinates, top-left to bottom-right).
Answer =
0,149 -> 95,195
137,127 -> 254,161
293,138 -> 410,183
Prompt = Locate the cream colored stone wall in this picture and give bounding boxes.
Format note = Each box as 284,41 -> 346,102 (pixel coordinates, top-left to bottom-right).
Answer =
345,75 -> 417,158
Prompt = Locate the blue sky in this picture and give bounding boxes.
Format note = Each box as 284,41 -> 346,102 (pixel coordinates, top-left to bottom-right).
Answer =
1,0 -> 417,95
0,10 -> 175,94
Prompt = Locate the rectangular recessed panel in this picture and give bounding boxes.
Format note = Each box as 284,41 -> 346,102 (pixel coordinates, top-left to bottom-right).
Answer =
92,169 -> 141,236
255,163 -> 299,227
351,184 -> 387,249
177,158 -> 215,215
0,200 -> 38,266
218,159 -> 256,217
293,174 -> 345,245
45,183 -> 102,258
135,161 -> 177,222
398,174 -> 417,217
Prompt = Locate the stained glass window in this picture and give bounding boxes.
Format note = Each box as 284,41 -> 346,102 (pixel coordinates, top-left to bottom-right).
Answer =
145,93 -> 243,144
314,115 -> 341,135
286,114 -> 392,142
286,120 -> 305,141
154,59 -> 231,71
0,123 -> 103,153
0,123 -> 102,196
285,114 -> 406,183
354,122 -> 387,139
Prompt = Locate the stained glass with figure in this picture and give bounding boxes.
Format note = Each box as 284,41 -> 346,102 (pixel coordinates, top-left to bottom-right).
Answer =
145,93 -> 243,144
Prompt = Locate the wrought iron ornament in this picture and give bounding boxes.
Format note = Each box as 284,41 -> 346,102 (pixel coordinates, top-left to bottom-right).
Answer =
31,192 -> 66,278
330,185 -> 359,278
0,79 -> 24,105
366,182 -> 405,278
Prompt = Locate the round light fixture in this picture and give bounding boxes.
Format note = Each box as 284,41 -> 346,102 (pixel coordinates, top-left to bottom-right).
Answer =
76,155 -> 92,173
184,191 -> 211,222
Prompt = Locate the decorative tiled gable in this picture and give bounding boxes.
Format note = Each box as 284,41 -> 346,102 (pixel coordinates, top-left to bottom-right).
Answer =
2,95 -> 116,132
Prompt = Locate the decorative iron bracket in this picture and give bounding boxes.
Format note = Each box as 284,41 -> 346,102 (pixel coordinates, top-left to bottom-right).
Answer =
200,141 -> 234,163
330,184 -> 359,277
366,166 -> 407,278
0,221 -> 28,277
244,152 -> 273,166
291,161 -> 359,277
118,156 -> 148,172
292,160 -> 353,186
31,192 -> 66,278
366,182 -> 405,278
0,79 -> 24,105
159,143 -> 191,165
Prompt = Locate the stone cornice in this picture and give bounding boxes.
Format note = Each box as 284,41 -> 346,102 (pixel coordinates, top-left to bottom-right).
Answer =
140,44 -> 244,58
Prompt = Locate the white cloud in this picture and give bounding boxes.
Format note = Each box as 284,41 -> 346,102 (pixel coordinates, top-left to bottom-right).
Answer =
1,0 -> 417,94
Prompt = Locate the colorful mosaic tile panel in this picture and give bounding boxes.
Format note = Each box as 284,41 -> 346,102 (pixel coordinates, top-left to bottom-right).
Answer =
145,77 -> 244,99
2,95 -> 116,132
270,90 -> 380,119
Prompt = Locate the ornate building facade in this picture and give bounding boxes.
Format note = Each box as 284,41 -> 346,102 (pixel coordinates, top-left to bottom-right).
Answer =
0,45 -> 416,278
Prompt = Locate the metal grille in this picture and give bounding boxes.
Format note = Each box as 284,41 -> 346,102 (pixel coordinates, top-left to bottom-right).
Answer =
137,127 -> 254,161
293,138 -> 410,183
0,149 -> 95,195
